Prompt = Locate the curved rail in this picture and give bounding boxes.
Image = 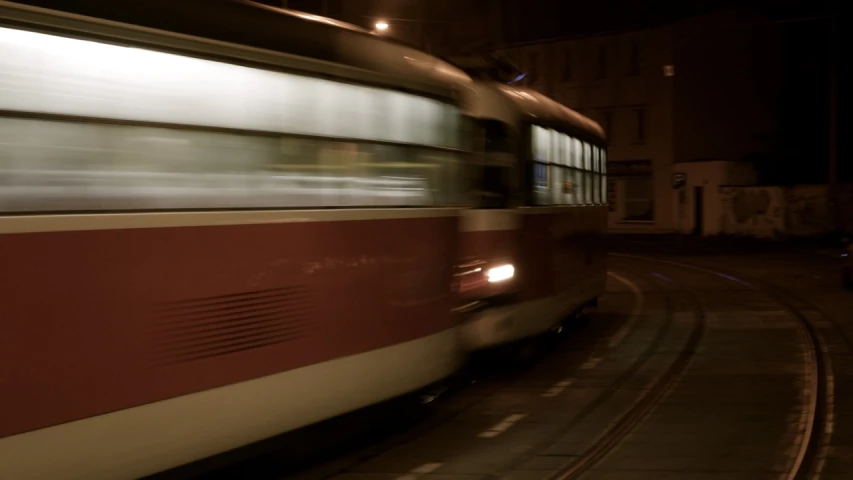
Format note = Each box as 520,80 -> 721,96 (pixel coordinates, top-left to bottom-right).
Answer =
580,253 -> 833,480
550,262 -> 705,480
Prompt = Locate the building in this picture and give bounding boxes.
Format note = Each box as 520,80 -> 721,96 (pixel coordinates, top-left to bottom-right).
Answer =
483,9 -> 786,234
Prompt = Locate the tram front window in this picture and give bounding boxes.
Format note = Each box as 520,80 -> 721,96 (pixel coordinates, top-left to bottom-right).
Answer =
475,120 -> 513,209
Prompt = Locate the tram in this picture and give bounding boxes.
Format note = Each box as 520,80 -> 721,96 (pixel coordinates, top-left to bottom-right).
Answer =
0,1 -> 472,478
455,81 -> 609,350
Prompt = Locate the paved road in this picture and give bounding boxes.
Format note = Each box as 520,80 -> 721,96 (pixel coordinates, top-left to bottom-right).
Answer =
156,246 -> 852,480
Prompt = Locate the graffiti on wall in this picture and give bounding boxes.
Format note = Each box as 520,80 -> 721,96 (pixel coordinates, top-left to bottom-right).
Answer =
731,189 -> 771,223
716,183 -> 853,238
720,186 -> 784,238
788,185 -> 832,236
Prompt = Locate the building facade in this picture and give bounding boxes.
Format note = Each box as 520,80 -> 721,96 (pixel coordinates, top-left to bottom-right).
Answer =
487,9 -> 785,234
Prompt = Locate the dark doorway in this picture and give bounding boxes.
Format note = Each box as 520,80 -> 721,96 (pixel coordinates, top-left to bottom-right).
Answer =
693,186 -> 704,236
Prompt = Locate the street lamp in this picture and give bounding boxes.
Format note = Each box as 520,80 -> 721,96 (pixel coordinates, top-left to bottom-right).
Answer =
374,21 -> 389,32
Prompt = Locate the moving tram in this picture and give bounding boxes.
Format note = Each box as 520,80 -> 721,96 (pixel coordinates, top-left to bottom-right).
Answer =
0,1 -> 472,478
456,81 -> 609,350
0,1 -> 608,477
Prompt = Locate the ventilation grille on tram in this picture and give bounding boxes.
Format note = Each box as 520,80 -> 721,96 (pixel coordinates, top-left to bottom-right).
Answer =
151,287 -> 313,365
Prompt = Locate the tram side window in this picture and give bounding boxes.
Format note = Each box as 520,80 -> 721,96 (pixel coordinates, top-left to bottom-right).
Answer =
0,117 -> 467,212
526,126 -> 606,207
592,146 -> 601,204
601,149 -> 608,206
579,141 -> 589,205
550,130 -> 563,205
551,133 -> 569,205
556,133 -> 574,205
531,125 -> 551,206
571,137 -> 584,203
0,27 -> 471,213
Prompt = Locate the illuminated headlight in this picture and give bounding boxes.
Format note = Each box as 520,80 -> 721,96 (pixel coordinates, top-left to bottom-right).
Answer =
487,264 -> 515,283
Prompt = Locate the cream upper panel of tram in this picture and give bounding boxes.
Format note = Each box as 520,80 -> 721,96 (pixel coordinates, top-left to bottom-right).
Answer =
0,25 -> 461,150
496,85 -> 605,141
461,82 -> 520,126
463,82 -> 604,143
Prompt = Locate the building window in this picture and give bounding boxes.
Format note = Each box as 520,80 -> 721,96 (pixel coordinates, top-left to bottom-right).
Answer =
628,42 -> 639,75
603,111 -> 613,144
561,50 -> 573,81
528,52 -> 539,82
596,46 -> 607,79
623,177 -> 654,221
635,109 -> 646,143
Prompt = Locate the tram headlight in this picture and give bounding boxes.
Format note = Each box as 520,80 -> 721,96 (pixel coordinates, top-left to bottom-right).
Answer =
487,264 -> 515,283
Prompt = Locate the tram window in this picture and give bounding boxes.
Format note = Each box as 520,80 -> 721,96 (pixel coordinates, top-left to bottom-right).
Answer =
591,148 -> 600,204
532,126 -> 551,163
571,137 -> 582,168
532,162 -> 550,206
593,147 -> 600,173
414,149 -> 468,206
564,168 -> 579,205
560,134 -> 572,166
551,165 -> 564,205
0,116 -> 467,212
571,169 -> 583,205
0,25 -> 462,151
592,172 -> 601,204
533,162 -> 549,188
593,172 -> 599,204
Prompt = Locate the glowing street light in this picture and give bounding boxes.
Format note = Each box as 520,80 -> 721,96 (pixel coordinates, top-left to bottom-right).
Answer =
374,21 -> 389,31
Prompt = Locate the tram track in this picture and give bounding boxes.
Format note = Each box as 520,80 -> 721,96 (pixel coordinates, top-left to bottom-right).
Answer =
549,266 -> 705,480
483,265 -> 690,479
588,253 -> 834,480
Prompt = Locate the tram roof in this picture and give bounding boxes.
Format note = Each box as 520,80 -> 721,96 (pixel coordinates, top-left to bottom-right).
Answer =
469,81 -> 606,144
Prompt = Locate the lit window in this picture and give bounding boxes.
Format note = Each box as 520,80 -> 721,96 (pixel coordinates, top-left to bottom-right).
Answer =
532,125 -> 550,162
